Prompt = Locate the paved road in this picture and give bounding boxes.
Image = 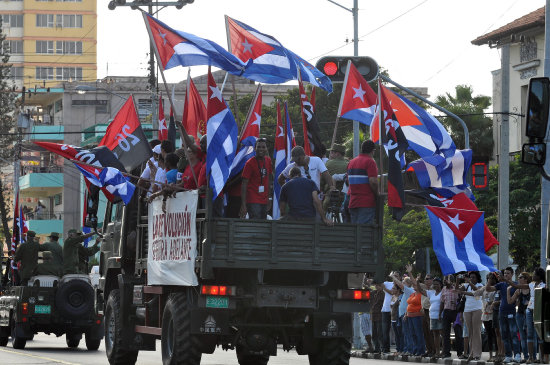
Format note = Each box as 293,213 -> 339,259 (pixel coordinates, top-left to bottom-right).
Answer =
0,334 -> 382,365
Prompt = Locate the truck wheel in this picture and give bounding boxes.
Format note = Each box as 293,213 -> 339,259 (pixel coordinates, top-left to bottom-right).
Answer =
105,289 -> 138,365
308,338 -> 351,365
161,292 -> 202,365
85,335 -> 101,351
0,326 -> 9,347
56,279 -> 94,320
236,345 -> 269,365
10,318 -> 26,350
66,332 -> 81,348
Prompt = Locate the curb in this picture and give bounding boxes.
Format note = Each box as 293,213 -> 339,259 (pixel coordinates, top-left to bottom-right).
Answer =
351,351 -> 509,365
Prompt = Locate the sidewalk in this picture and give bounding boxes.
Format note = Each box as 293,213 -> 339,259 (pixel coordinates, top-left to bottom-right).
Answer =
350,351 -> 515,365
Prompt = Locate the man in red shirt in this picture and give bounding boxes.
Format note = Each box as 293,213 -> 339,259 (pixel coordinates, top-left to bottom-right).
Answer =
240,138 -> 272,219
347,140 -> 378,224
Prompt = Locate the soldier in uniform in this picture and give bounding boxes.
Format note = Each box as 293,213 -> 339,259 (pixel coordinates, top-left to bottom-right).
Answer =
35,251 -> 60,276
63,229 -> 95,275
77,237 -> 101,274
39,232 -> 63,274
14,230 -> 39,285
323,144 -> 349,213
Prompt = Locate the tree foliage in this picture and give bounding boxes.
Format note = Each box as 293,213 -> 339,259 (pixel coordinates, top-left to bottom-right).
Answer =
0,17 -> 16,163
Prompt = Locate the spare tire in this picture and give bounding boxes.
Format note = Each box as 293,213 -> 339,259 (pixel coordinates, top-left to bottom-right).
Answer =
55,279 -> 94,320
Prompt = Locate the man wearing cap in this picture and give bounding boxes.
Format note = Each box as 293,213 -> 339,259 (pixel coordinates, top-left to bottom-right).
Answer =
78,237 -> 101,274
278,146 -> 335,192
347,140 -> 379,224
14,230 -> 39,285
323,144 -> 349,212
39,232 -> 63,274
35,251 -> 61,276
63,229 -> 95,275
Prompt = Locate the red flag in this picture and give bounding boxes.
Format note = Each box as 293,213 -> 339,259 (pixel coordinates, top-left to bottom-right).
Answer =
99,96 -> 152,172
298,79 -> 323,157
378,80 -> 408,221
310,87 -> 316,110
158,94 -> 167,141
183,76 -> 207,144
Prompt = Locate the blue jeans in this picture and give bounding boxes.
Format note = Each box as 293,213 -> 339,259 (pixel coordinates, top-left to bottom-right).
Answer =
516,312 -> 529,358
408,316 -> 425,355
500,313 -> 521,357
526,309 -> 540,359
401,315 -> 413,353
392,319 -> 403,352
350,207 -> 375,224
247,203 -> 267,219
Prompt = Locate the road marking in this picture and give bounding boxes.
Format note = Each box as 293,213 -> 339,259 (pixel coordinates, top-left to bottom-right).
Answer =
0,347 -> 81,364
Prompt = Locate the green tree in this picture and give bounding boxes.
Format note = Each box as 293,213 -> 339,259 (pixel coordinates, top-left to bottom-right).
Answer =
435,85 -> 493,157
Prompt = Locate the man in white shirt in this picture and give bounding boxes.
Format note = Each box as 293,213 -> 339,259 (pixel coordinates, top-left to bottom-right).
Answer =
138,142 -> 161,197
278,146 -> 335,191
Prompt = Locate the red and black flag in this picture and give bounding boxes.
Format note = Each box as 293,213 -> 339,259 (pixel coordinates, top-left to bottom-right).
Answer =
378,80 -> 408,221
298,80 -> 324,157
33,141 -> 126,172
99,95 -> 152,172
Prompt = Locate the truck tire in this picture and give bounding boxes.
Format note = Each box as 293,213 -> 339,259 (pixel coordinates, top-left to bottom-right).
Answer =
10,317 -> 26,350
56,279 -> 94,320
66,332 -> 81,348
308,338 -> 351,365
161,291 -> 202,365
236,345 -> 269,365
105,289 -> 138,365
85,334 -> 101,351
0,326 -> 9,347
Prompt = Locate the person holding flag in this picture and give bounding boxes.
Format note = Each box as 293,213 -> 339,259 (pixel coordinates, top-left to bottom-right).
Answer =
240,138 -> 272,219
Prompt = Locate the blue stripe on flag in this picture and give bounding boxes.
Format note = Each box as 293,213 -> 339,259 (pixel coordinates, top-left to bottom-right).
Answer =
426,209 -> 456,275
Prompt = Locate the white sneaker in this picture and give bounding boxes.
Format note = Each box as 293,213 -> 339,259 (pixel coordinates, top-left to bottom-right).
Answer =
515,354 -> 522,362
503,357 -> 513,363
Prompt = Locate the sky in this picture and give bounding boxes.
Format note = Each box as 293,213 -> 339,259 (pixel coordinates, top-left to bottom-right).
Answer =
97,0 -> 546,101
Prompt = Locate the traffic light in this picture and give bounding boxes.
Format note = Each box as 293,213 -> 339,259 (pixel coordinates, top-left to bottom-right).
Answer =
470,156 -> 489,191
314,56 -> 379,82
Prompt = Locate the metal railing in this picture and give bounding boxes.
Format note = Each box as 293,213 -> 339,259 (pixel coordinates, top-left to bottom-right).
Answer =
21,165 -> 63,174
24,211 -> 64,221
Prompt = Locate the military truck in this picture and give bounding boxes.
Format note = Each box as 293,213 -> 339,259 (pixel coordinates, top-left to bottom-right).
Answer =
0,273 -> 103,350
97,189 -> 383,365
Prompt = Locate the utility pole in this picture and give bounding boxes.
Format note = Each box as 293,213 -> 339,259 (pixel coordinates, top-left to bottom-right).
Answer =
327,0 -> 360,156
541,1 -> 550,269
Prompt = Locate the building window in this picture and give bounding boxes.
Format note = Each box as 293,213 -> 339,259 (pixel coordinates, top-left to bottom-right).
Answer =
3,40 -> 23,54
58,14 -> 82,28
55,67 -> 82,81
54,193 -> 62,206
36,67 -> 54,80
36,14 -> 54,28
56,41 -> 82,55
36,40 -> 54,54
9,66 -> 23,80
3,14 -> 23,28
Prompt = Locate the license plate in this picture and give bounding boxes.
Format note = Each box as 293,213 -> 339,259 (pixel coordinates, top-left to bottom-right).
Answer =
34,305 -> 51,314
205,296 -> 228,308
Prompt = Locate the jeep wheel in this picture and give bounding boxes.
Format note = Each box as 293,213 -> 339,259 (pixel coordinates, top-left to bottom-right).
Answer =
66,332 -> 81,348
161,291 -> 202,365
56,279 -> 94,320
236,345 -> 269,365
0,326 -> 9,347
85,336 -> 101,351
308,338 -> 351,365
10,318 -> 26,350
105,289 -> 138,365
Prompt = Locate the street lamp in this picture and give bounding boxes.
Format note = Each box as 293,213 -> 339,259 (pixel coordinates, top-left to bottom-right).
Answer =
74,85 -> 127,100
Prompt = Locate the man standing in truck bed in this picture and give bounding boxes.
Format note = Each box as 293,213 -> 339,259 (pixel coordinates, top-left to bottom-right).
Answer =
63,229 -> 95,275
39,232 -> 63,275
14,230 -> 39,285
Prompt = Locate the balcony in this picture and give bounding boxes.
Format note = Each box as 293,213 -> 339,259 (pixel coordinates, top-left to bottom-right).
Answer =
19,166 -> 63,196
24,211 -> 64,238
28,125 -> 64,141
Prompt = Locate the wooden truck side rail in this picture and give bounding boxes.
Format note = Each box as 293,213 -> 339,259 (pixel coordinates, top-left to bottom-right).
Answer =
199,218 -> 382,275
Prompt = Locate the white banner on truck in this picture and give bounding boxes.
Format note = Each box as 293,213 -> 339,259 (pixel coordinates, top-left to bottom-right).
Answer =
147,190 -> 198,286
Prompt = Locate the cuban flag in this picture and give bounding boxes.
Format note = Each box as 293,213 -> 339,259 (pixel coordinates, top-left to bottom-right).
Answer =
425,206 -> 497,275
206,68 -> 238,200
10,192 -> 27,271
74,164 -> 135,205
408,149 -> 472,189
143,13 -> 246,75
337,61 -> 378,125
158,94 -> 167,141
225,16 -> 332,92
229,85 -> 262,177
272,102 -> 286,220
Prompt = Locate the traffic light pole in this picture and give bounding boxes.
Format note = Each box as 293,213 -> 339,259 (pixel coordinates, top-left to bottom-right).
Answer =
379,74 -> 469,149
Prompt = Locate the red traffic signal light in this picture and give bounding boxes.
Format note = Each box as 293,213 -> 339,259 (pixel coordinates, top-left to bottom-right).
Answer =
315,56 -> 378,82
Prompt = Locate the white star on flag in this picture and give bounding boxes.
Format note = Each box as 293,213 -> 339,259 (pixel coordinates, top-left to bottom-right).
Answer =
352,84 -> 366,102
277,126 -> 284,137
157,28 -> 167,45
209,85 -> 223,102
448,214 -> 464,229
251,112 -> 261,126
242,38 -> 253,54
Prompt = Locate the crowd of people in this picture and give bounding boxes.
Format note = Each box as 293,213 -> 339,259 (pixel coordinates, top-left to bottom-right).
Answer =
137,134 -> 380,225
359,265 -> 548,364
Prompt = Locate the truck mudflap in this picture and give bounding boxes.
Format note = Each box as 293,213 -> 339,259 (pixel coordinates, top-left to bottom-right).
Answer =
311,313 -> 352,339
190,308 -> 232,335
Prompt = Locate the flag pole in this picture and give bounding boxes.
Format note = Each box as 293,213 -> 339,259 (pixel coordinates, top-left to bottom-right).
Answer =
142,11 -> 198,186
238,84 -> 261,142
377,78 -> 384,197
223,14 -> 240,124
